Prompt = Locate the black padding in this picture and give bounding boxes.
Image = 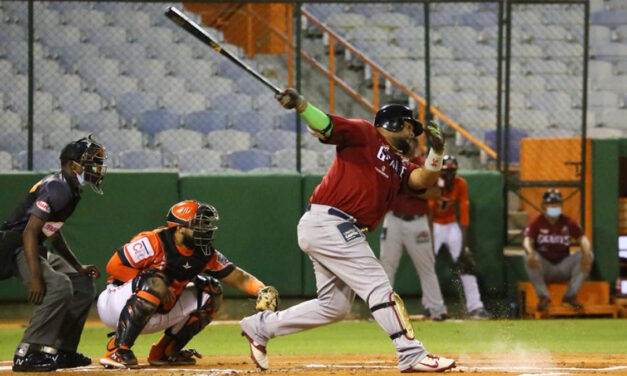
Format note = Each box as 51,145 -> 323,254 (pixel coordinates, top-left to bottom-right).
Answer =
370,301 -> 396,313
389,329 -> 408,340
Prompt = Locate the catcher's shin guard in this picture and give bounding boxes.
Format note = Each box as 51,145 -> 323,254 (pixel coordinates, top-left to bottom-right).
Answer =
151,284 -> 223,361
370,292 -> 415,340
114,293 -> 159,348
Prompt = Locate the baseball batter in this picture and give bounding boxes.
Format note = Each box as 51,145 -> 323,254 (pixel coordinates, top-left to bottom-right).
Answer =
97,200 -> 278,369
429,155 -> 489,319
239,88 -> 456,373
380,150 -> 448,321
0,136 -> 106,372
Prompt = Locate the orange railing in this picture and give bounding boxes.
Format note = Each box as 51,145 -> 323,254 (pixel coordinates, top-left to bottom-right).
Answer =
302,9 -> 497,159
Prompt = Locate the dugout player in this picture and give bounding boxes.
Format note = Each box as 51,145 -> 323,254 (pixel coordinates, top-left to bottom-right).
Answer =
379,141 -> 449,321
239,88 -> 456,373
428,155 -> 490,320
522,189 -> 593,311
97,200 -> 278,369
0,136 -> 106,372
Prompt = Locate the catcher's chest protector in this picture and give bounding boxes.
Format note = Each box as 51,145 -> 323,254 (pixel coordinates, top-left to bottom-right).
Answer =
157,230 -> 212,282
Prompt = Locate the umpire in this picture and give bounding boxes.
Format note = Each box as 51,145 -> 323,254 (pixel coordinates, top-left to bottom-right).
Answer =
0,136 -> 107,372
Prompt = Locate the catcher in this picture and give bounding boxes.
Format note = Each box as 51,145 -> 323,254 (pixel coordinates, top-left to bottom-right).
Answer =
96,200 -> 278,369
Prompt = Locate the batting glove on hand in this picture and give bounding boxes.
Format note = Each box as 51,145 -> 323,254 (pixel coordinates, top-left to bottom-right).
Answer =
424,121 -> 445,155
255,286 -> 279,312
275,88 -> 307,112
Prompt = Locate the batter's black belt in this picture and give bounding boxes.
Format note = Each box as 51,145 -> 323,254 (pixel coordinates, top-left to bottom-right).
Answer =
392,212 -> 425,221
306,204 -> 369,232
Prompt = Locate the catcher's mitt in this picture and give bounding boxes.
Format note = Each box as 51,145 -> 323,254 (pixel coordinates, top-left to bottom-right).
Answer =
255,286 -> 279,311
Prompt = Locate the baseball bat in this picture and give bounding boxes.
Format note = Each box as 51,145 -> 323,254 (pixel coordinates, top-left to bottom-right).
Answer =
165,6 -> 281,94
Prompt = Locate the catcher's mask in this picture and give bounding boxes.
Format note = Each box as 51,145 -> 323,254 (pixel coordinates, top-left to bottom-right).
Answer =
167,200 -> 219,256
60,135 -> 107,194
374,104 -> 423,136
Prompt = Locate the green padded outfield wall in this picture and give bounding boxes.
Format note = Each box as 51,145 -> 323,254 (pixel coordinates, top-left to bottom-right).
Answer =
179,173 -> 303,297
0,171 -> 180,299
301,171 -> 505,299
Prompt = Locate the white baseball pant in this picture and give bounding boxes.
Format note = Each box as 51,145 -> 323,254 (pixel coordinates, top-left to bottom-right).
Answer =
432,222 -> 484,312
380,212 -> 447,318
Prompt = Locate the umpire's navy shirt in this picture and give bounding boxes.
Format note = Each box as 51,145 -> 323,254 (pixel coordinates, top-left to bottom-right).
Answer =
2,171 -> 81,244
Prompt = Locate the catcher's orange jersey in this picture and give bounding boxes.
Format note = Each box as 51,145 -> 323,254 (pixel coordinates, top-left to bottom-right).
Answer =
429,176 -> 469,226
106,227 -> 234,299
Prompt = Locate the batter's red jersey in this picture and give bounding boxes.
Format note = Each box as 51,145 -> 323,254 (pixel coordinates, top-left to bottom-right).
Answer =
524,214 -> 583,264
388,156 -> 428,216
309,115 -> 420,231
429,176 -> 469,226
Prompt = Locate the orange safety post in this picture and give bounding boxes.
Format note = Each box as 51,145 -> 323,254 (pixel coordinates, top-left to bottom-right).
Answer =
372,68 -> 379,116
328,34 -> 335,114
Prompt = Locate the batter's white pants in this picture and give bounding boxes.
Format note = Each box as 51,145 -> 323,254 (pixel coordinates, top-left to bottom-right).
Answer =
240,204 -> 427,371
380,212 -> 447,317
433,222 -> 484,312
97,281 -> 209,334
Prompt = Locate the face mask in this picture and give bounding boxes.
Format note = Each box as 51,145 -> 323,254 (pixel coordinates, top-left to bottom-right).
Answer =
182,233 -> 195,249
76,170 -> 86,186
546,207 -> 561,218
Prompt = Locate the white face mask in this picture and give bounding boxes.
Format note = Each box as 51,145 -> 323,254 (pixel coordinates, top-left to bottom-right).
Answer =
546,207 -> 561,218
76,170 -> 86,186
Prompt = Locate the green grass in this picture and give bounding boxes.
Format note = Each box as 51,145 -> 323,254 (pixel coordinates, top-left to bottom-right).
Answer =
1,320 -> 625,360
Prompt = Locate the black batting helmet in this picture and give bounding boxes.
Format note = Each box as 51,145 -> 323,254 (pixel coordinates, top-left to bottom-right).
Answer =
60,135 -> 107,194
442,155 -> 458,171
542,189 -> 563,204
374,104 -> 423,136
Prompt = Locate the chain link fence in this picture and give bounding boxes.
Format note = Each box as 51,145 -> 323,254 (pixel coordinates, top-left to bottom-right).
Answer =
0,0 -> 612,180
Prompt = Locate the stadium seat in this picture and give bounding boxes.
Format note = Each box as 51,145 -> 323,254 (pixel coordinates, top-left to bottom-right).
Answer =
125,58 -> 169,79
37,25 -> 82,47
0,151 -> 12,171
33,111 -> 72,133
184,110 -> 229,133
100,43 -> 148,63
253,130 -> 296,151
75,111 -> 121,132
56,44 -> 100,72
9,91 -> 54,115
433,92 -> 478,110
98,129 -> 144,153
592,43 -> 627,60
45,130 -> 90,151
162,92 -> 208,115
86,26 -> 128,47
459,109 -> 495,129
0,25 -> 25,45
211,93 -> 252,112
588,91 -> 621,109
15,149 -> 59,171
58,92 -> 103,116
433,60 -> 477,76
0,110 -> 23,133
76,57 -> 122,82
176,149 -> 223,172
224,149 -> 271,171
136,109 -> 180,137
457,76 -> 497,92
65,9 -> 108,30
272,148 -> 318,171
587,126 -> 623,139
549,110 -> 595,129
275,112 -> 303,132
368,12 -> 413,29
529,92 -> 573,112
207,130 -> 252,152
346,27 -> 389,42
155,129 -> 205,154
115,92 -> 159,121
112,10 -> 153,30
231,111 -> 275,133
95,75 -> 139,98
325,13 -> 366,30
457,11 -> 497,29
0,132 -> 44,155
510,75 -> 546,93
132,26 -> 175,47
510,110 -> 551,129
600,109 -> 627,128
188,76 -> 235,98
590,10 -> 627,29
39,74 -> 83,97
117,149 -> 163,169
173,59 -> 216,81
142,76 -> 187,96
594,76 -> 627,93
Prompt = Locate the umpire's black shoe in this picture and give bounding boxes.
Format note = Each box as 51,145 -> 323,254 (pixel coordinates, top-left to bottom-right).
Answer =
55,350 -> 92,368
13,351 -> 58,372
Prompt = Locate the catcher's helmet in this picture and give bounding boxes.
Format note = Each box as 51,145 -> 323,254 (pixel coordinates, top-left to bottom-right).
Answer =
442,155 -> 458,171
167,200 -> 219,256
374,104 -> 423,136
60,135 -> 107,194
542,189 -> 563,204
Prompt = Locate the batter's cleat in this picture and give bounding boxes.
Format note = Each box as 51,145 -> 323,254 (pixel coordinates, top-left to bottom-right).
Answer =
562,296 -> 583,311
241,331 -> 268,370
467,307 -> 491,320
99,347 -> 139,369
12,351 -> 58,372
537,296 -> 551,311
148,348 -> 202,366
402,354 -> 456,373
55,350 -> 91,368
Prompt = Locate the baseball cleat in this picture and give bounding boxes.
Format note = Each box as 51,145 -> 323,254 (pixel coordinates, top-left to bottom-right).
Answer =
537,296 -> 551,311
99,348 -> 139,369
148,348 -> 202,366
467,308 -> 491,320
241,331 -> 268,370
55,350 -> 91,368
561,296 -> 583,311
12,351 -> 58,372
402,354 -> 456,373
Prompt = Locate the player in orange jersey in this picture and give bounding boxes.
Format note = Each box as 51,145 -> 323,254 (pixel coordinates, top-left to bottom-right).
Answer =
429,155 -> 490,320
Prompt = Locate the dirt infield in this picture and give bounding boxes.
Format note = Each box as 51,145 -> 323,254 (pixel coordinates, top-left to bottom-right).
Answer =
0,353 -> 625,375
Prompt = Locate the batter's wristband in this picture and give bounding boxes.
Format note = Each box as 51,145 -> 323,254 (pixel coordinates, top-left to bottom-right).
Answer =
301,103 -> 332,137
424,149 -> 443,171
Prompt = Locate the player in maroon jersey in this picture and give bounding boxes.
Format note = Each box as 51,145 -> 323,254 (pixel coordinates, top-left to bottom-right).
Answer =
239,88 -> 456,373
522,189 -> 593,311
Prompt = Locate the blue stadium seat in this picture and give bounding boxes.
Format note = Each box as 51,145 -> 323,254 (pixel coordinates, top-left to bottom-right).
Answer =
37,25 -> 82,47
0,132 -> 44,155
125,58 -> 170,79
86,26 -> 128,47
56,44 -> 100,72
65,9 -> 108,30
136,109 -> 180,137
115,92 -> 159,121
95,75 -> 139,98
76,57 -> 122,82
39,73 -> 83,97
58,92 -> 103,116
33,111 -> 72,133
225,149 -> 271,171
176,149 -> 223,172
155,129 -> 205,154
253,130 -> 296,151
132,26 -> 175,47
10,91 -> 55,115
211,93 -> 252,112
45,129 -> 90,151
217,59 -> 258,80
231,111 -> 275,133
75,111 -> 121,132
112,10 -> 152,30
271,148 -> 319,172
100,44 -> 148,63
16,149 -> 59,171
188,77 -> 235,98
0,151 -> 12,171
590,10 -> 627,29
142,76 -> 187,96
162,92 -> 207,115
0,111 -> 22,133
0,25 -> 25,44
184,110 -> 229,133
117,149 -> 163,169
98,129 -> 144,153
206,130 -> 252,152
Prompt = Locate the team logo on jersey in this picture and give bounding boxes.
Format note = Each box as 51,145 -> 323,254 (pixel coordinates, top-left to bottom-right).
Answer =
42,221 -> 63,237
376,146 -> 407,177
35,200 -> 51,213
182,261 -> 192,269
124,237 -> 155,265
